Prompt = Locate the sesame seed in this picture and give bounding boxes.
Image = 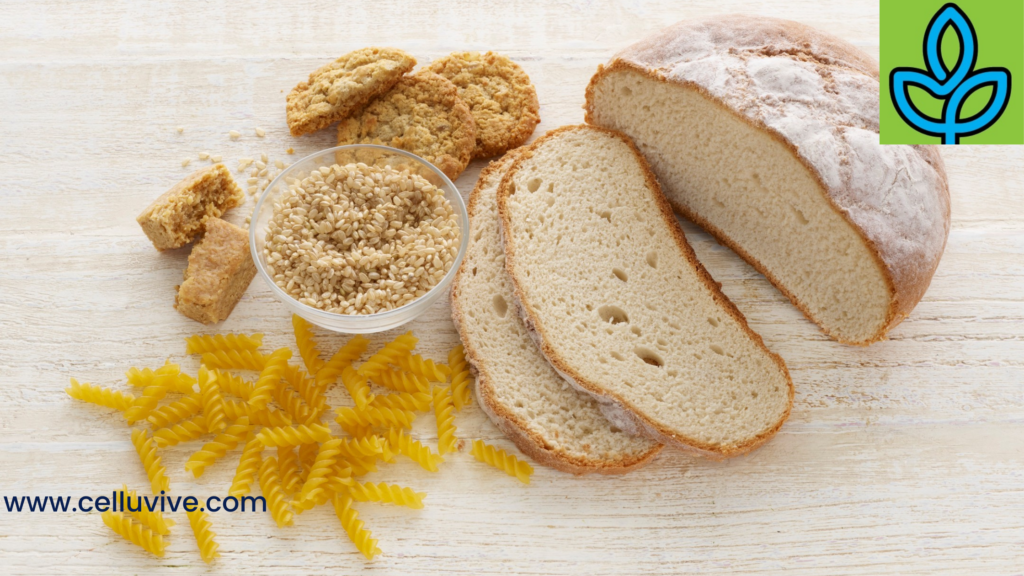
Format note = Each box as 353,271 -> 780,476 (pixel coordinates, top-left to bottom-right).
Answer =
229,130 -> 241,140
181,158 -> 191,167
255,128 -> 266,137
198,152 -> 210,160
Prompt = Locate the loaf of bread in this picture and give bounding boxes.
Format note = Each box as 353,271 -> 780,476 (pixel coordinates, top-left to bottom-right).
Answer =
497,125 -> 792,459
451,148 -> 661,474
584,15 -> 950,345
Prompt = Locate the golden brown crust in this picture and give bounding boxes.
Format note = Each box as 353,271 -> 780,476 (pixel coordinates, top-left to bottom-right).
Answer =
495,124 -> 793,459
428,52 -> 541,158
583,21 -> 950,345
137,164 -> 243,251
336,72 -> 476,180
450,149 -> 662,474
286,47 -> 416,137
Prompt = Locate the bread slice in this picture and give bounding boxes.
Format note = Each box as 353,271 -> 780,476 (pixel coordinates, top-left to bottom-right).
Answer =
497,125 -> 792,459
450,149 -> 662,474
584,15 -> 950,345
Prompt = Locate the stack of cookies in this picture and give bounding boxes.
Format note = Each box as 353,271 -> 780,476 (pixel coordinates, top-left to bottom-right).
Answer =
286,48 -> 540,180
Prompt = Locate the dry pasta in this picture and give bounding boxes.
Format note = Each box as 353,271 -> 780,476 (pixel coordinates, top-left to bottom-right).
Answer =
448,345 -> 473,411
346,481 -> 426,509
101,511 -> 166,557
370,367 -> 430,394
294,469 -> 354,513
291,315 -> 325,375
216,370 -> 254,400
121,485 -> 175,535
249,348 -> 291,410
356,332 -> 417,379
185,417 -> 251,478
66,379 -> 135,412
278,446 -> 302,494
332,493 -> 381,560
368,391 -> 432,413
257,456 -> 294,528
335,436 -> 387,460
395,353 -> 450,383
340,365 -> 374,411
298,442 -> 319,483
186,507 -> 221,563
314,335 -> 370,396
257,423 -> 332,447
470,439 -> 533,485
123,370 -> 178,424
201,349 -> 267,371
432,385 -> 458,455
131,429 -> 171,494
185,332 -> 263,355
146,392 -> 202,428
273,383 -> 314,424
224,398 -> 293,428
126,362 -> 194,394
198,367 -> 228,433
153,415 -> 209,448
230,437 -> 264,497
295,438 -> 342,505
386,428 -> 443,472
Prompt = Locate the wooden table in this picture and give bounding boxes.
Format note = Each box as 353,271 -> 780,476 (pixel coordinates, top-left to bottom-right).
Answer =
2,1 -> 1021,574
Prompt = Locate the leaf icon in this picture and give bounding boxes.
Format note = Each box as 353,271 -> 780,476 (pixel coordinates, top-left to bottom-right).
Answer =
889,3 -> 1011,144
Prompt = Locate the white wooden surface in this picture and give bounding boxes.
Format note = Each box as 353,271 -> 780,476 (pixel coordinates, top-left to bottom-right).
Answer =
1,1 -> 1022,574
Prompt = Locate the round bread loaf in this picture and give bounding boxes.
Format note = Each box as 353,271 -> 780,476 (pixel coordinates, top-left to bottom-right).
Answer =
585,15 -> 950,345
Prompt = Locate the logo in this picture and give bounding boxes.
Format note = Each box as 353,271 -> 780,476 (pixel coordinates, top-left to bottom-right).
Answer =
881,0 -> 1023,145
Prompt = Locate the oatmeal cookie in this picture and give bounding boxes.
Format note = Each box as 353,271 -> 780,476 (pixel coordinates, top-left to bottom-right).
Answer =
286,47 -> 416,136
428,51 -> 540,158
336,72 -> 476,180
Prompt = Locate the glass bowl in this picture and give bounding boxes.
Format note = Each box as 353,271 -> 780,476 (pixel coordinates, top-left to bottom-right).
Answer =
249,145 -> 469,334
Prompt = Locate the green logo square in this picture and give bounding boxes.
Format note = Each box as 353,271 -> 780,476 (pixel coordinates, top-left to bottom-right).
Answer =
881,0 -> 1023,144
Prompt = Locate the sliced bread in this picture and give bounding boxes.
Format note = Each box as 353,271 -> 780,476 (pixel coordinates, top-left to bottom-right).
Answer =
497,125 -> 792,459
450,148 -> 662,474
584,15 -> 950,345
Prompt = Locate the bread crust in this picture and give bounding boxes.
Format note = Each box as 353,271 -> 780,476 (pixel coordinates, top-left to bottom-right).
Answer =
495,124 -> 794,459
337,72 -> 476,180
428,52 -> 541,158
583,15 -> 951,345
449,149 -> 662,474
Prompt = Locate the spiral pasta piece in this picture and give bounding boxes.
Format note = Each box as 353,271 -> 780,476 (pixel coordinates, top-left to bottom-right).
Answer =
292,315 -> 325,375
470,439 -> 533,484
333,493 -> 381,560
298,441 -> 319,481
278,446 -> 302,494
257,423 -> 332,447
432,385 -> 458,455
120,485 -> 175,535
185,332 -> 263,355
224,398 -> 293,428
335,436 -> 386,460
368,391 -> 432,413
201,349 -> 266,371
258,456 -> 294,528
126,362 -> 194,394
335,406 -> 417,435
185,507 -> 220,563
346,481 -> 426,509
185,417 -> 251,478
229,437 -> 264,498
146,392 -> 202,428
370,367 -> 430,394
274,383 -> 314,424
356,332 -> 418,379
216,370 -> 254,400
66,379 -> 135,412
341,454 -> 380,477
249,348 -> 291,411
386,428 -> 444,472
131,429 -> 171,494
295,438 -> 342,505
314,335 -> 371,397
293,467 -> 355,513
285,365 -> 323,410
153,414 -> 209,448
340,365 -> 374,411
448,345 -> 473,411
395,353 -> 450,383
123,369 -> 179,424
198,367 -> 227,433
101,511 -> 166,557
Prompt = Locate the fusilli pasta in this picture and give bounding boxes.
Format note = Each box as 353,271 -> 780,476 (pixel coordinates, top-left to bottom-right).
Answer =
198,367 -> 228,433
146,392 -> 202,428
184,417 -> 251,478
257,456 -> 294,528
295,438 -> 342,505
101,511 -> 166,557
346,481 -> 426,509
332,493 -> 380,560
123,369 -> 178,424
368,391 -> 432,413
340,365 -> 374,411
257,423 -> 332,447
386,428 -> 443,472
216,370 -> 254,400
224,398 -> 293,428
291,315 -> 325,375
120,485 -> 175,535
448,344 -> 473,411
298,442 -> 318,483
370,367 -> 430,394
356,332 -> 418,379
314,335 -> 370,397
131,429 -> 171,494
153,414 -> 209,448
126,362 -> 194,394
470,439 -> 533,484
395,353 -> 450,383
335,406 -> 416,435
249,348 -> 291,411
432,385 -> 458,455
278,446 -> 302,494
229,437 -> 263,498
186,508 -> 221,563
335,436 -> 386,460
66,379 -> 135,412
200,349 -> 266,371
185,332 -> 263,355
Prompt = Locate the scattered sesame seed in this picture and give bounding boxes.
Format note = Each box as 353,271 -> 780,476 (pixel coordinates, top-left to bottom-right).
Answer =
255,128 -> 266,137
176,126 -> 185,134
182,158 -> 191,167
198,152 -> 210,160
229,130 -> 241,140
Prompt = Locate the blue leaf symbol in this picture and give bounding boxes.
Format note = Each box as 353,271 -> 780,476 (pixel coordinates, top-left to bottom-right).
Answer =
889,3 -> 1011,144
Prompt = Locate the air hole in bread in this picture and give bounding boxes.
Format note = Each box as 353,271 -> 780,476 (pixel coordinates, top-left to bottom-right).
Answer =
713,197 -> 726,209
707,317 -> 719,327
527,178 -> 542,193
609,426 -> 621,433
620,85 -> 632,96
545,196 -> 555,207
645,251 -> 658,268
610,351 -> 625,361
630,326 -> 641,337
634,347 -> 664,368
508,181 -> 516,195
656,337 -> 668,346
600,210 -> 612,223
791,205 -> 809,225
472,267 -> 478,276
612,267 -> 628,282
598,305 -> 628,325
547,183 -> 555,193
710,344 -> 725,356
473,228 -> 483,241
492,294 -> 508,318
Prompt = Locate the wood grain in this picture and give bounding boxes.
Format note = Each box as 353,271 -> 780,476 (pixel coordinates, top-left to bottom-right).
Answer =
1,0 -> 1022,574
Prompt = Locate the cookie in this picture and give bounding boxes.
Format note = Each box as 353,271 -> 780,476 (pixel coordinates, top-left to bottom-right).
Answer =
427,51 -> 540,158
286,47 -> 416,136
336,72 -> 476,180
